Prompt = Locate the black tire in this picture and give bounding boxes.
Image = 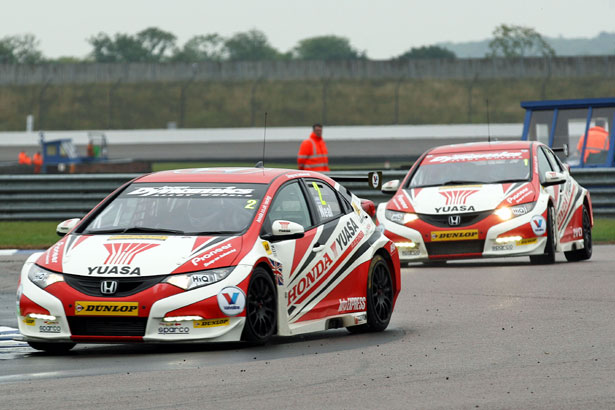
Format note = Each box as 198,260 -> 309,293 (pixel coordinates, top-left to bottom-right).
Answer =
241,267 -> 277,344
27,341 -> 75,354
530,206 -> 556,265
348,254 -> 394,333
565,205 -> 592,262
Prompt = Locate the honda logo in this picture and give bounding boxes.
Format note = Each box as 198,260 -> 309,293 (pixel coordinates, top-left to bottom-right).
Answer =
100,280 -> 118,295
448,215 -> 461,226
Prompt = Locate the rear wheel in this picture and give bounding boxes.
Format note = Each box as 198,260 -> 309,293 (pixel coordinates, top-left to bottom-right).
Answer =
241,267 -> 277,344
530,206 -> 556,265
565,205 -> 592,262
28,342 -> 75,354
348,255 -> 394,333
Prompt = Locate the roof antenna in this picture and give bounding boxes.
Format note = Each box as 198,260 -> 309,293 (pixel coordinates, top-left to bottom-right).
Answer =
486,98 -> 491,143
255,112 -> 267,168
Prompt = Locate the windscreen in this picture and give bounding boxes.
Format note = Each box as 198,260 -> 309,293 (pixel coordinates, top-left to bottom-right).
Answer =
408,150 -> 531,188
81,183 -> 267,235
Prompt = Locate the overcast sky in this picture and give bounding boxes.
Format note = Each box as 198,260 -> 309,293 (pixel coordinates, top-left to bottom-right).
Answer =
3,0 -> 615,59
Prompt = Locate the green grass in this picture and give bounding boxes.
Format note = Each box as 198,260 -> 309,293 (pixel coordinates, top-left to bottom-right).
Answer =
2,218 -> 615,249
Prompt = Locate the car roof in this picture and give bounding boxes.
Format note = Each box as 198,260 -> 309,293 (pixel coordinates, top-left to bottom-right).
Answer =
134,167 -> 314,184
428,141 -> 535,155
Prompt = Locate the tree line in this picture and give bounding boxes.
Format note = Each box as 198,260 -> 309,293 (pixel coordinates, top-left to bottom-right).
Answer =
0,25 -> 555,64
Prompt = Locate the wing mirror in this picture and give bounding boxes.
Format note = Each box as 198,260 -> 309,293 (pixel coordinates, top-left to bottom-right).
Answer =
381,179 -> 400,195
56,218 -> 80,237
542,171 -> 566,187
269,220 -> 305,241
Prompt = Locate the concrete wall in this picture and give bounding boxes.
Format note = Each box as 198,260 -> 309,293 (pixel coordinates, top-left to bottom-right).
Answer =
1,56 -> 614,85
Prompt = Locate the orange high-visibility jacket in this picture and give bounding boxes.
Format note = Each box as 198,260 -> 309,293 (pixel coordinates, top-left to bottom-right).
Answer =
578,126 -> 609,161
297,133 -> 330,171
18,151 -> 32,165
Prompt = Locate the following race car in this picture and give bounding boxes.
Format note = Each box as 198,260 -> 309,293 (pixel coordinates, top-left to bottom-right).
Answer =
377,141 -> 593,264
17,168 -> 401,352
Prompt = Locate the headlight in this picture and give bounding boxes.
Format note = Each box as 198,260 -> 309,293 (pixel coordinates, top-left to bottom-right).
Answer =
164,267 -> 234,290
27,265 -> 64,289
494,202 -> 536,220
385,210 -> 418,225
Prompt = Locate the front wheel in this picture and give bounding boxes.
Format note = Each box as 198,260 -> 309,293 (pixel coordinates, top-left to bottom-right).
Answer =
348,254 -> 394,333
530,206 -> 556,265
241,267 -> 277,344
565,205 -> 592,262
28,342 -> 75,354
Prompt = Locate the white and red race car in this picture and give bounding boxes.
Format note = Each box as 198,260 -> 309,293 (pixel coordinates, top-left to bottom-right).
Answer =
17,168 -> 401,352
377,141 -> 593,264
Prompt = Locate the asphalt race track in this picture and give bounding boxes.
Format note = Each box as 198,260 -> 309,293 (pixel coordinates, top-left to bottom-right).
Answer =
1,247 -> 614,409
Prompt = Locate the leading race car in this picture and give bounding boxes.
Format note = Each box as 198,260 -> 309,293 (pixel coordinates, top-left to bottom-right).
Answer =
17,168 -> 400,352
377,141 -> 593,264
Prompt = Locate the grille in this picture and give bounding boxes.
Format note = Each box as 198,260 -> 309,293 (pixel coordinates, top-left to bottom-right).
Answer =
64,274 -> 165,297
418,210 -> 492,228
68,317 -> 147,336
425,240 -> 485,256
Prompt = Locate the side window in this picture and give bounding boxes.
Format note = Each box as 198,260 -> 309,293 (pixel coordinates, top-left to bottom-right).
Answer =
543,147 -> 564,172
537,147 -> 554,177
305,180 -> 343,223
264,182 -> 312,230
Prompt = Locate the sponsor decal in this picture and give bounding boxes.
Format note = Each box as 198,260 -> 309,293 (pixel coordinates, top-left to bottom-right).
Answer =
74,301 -> 139,316
434,205 -> 475,213
288,219 -> 363,305
45,240 -> 65,265
88,266 -> 141,276
396,194 -> 408,209
352,202 -> 362,216
389,242 -> 397,254
531,215 -> 547,236
127,186 -> 254,197
573,227 -> 583,239
256,195 -> 272,223
492,245 -> 513,251
158,326 -> 190,334
23,317 -> 35,326
438,189 -> 479,205
285,172 -> 311,179
338,297 -> 366,313
193,318 -> 230,328
191,243 -> 236,267
425,151 -> 527,164
278,221 -> 291,233
270,259 -> 284,286
431,229 -> 478,241
516,238 -> 538,246
506,186 -> 532,205
108,235 -> 167,241
262,241 -> 272,255
39,325 -> 61,333
399,248 -> 420,257
217,286 -> 246,316
103,242 -> 159,265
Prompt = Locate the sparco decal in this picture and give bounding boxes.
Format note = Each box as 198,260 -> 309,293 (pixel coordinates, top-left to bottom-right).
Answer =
434,205 -> 475,213
426,151 -> 525,163
191,243 -> 236,267
288,219 -> 363,305
158,326 -> 190,334
103,242 -> 159,265
39,325 -> 61,333
338,297 -> 366,312
88,266 -> 141,275
127,186 -> 254,197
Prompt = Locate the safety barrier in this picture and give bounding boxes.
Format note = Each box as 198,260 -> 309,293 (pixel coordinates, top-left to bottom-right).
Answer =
1,169 -> 614,221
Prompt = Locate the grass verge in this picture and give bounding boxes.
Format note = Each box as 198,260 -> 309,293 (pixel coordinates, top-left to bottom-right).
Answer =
2,218 -> 615,250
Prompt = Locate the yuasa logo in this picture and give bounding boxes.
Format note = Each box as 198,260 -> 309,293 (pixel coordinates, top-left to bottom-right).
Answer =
103,242 -> 159,265
217,286 -> 246,316
531,215 -> 547,236
439,190 -> 479,206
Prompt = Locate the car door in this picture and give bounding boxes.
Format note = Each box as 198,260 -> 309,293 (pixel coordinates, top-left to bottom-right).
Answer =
543,146 -> 578,242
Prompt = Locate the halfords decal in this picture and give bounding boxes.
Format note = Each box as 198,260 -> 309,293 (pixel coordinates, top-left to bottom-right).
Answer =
191,243 -> 236,267
127,186 -> 254,197
288,219 -> 363,305
217,286 -> 246,316
88,266 -> 141,275
103,243 -> 159,265
431,229 -> 478,241
434,205 -> 475,213
338,297 -> 366,312
426,151 -> 527,164
75,301 -> 139,316
193,318 -> 230,328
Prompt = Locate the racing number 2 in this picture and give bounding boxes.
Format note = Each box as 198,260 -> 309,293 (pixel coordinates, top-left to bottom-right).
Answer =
245,199 -> 258,209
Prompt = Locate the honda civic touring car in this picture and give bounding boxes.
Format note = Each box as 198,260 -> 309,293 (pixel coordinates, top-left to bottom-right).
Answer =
377,141 -> 593,264
17,168 -> 401,352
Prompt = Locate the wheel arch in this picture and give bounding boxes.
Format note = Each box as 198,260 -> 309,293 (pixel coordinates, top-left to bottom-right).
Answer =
374,247 -> 400,297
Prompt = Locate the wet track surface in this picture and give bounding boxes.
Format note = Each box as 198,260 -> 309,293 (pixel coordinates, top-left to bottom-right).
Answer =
1,247 -> 615,409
